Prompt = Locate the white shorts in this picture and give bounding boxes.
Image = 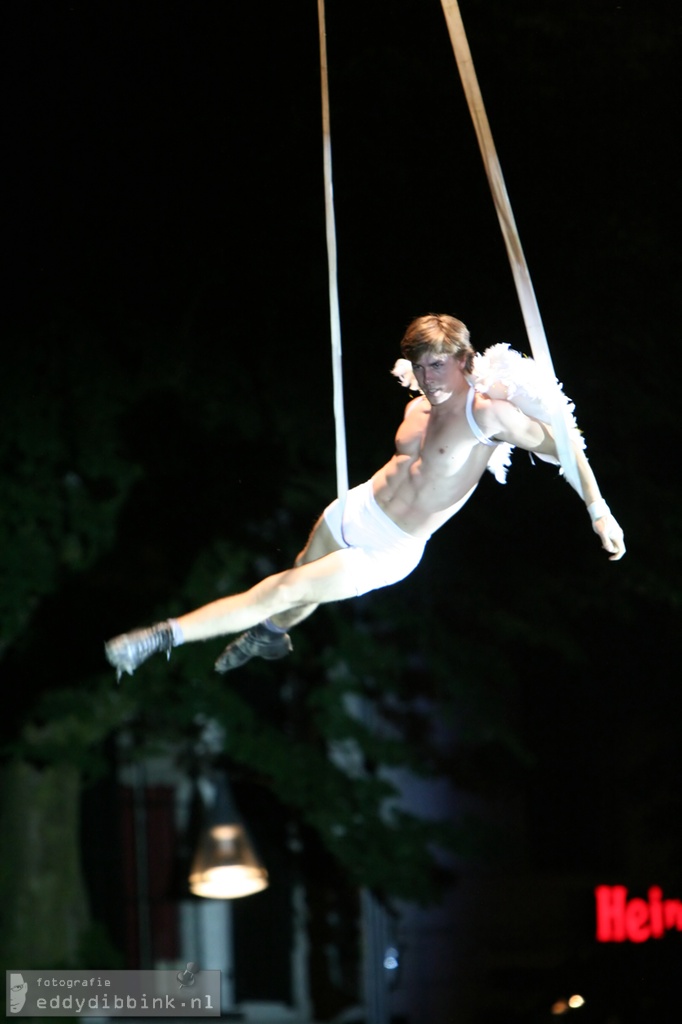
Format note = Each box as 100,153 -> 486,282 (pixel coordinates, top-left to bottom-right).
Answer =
322,480 -> 426,597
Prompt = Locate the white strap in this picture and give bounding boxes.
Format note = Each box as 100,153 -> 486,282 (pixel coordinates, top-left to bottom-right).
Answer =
439,0 -> 583,498
466,385 -> 498,447
317,0 -> 348,500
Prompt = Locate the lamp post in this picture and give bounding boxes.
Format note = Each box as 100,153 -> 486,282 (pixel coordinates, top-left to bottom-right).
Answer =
179,771 -> 269,1013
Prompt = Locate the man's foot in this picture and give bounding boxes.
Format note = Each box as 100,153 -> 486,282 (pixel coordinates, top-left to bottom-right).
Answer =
105,621 -> 175,680
214,623 -> 293,674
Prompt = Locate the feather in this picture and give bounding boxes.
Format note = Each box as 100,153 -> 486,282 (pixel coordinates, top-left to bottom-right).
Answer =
469,344 -> 585,481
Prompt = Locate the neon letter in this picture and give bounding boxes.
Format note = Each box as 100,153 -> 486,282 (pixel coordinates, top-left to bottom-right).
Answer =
648,886 -> 664,938
595,885 -> 627,942
664,899 -> 682,931
625,897 -> 650,942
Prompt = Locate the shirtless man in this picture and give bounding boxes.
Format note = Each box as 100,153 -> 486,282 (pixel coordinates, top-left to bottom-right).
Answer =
105,314 -> 625,677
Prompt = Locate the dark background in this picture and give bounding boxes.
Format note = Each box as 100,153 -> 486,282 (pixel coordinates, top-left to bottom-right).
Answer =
2,1 -> 681,1021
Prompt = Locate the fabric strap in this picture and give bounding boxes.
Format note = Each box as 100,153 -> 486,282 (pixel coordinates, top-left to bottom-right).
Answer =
439,0 -> 583,497
317,0 -> 349,500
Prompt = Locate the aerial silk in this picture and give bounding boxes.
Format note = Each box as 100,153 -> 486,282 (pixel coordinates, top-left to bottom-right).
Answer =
439,0 -> 582,495
315,0 -> 582,498
317,0 -> 349,500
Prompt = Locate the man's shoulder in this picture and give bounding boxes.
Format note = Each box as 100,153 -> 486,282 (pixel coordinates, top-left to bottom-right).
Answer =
404,394 -> 428,417
470,390 -> 508,435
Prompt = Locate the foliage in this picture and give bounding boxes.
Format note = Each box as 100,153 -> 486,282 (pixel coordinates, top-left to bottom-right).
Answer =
0,317 -> 141,655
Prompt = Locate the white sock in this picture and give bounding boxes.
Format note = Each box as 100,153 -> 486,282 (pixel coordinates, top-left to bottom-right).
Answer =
263,618 -> 287,634
168,618 -> 185,646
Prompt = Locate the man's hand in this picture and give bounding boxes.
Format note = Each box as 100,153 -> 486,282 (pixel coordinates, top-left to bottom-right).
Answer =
593,513 -> 626,561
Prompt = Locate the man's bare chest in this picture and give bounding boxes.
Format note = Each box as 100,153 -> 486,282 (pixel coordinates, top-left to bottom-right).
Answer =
395,403 -> 478,473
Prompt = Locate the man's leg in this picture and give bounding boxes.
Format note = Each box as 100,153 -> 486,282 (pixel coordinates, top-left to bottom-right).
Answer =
214,515 -> 341,671
105,517 -> 350,676
272,514 -> 343,628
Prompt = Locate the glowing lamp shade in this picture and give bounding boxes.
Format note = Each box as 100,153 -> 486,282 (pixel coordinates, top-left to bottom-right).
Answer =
189,823 -> 269,898
188,777 -> 268,899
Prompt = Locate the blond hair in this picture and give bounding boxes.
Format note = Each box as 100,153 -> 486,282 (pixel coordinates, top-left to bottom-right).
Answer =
400,314 -> 474,373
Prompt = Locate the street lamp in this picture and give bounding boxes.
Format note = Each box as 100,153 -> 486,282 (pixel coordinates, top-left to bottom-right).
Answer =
189,773 -> 269,900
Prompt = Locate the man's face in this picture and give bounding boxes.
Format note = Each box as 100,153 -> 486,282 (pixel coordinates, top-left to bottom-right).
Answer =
411,352 -> 465,405
10,975 -> 27,1013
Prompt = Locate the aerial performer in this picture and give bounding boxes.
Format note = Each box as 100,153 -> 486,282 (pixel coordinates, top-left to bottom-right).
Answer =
105,313 -> 625,679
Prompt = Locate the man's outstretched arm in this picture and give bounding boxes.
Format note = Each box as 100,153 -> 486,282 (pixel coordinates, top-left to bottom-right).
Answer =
490,400 -> 626,561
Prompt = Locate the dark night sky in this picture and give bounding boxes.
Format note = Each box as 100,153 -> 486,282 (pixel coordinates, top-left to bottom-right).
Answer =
3,0 -> 679,505
2,0 -> 681,994
6,1 -> 678,341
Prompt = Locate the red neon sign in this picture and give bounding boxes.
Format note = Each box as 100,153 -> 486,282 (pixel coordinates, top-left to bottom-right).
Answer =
595,885 -> 682,943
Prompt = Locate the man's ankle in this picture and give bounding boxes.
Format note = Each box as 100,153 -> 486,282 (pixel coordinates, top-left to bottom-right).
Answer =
168,618 -> 185,646
263,618 -> 287,635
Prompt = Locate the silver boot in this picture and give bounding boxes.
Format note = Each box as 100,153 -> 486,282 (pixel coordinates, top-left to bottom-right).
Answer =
105,621 -> 175,680
214,623 -> 293,674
